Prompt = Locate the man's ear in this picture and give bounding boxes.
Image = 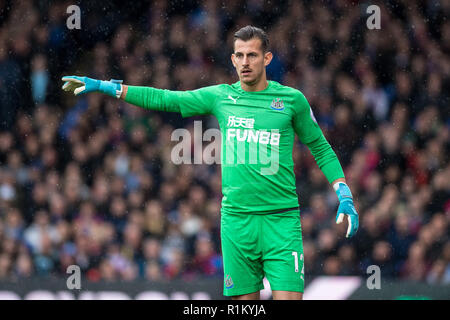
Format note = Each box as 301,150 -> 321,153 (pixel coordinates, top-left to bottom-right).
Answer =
231,54 -> 236,68
264,51 -> 273,67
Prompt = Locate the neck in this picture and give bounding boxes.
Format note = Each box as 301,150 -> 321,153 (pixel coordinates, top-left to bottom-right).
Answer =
240,75 -> 269,92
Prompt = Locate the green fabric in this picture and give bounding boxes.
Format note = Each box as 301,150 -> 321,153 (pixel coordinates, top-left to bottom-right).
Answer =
124,80 -> 345,214
306,134 -> 345,184
221,209 -> 304,296
124,86 -> 181,112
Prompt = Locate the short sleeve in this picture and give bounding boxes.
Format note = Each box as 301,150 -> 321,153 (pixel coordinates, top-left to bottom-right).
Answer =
292,91 -> 323,144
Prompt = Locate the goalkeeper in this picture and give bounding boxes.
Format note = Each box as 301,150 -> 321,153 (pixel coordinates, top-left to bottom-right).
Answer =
62,25 -> 358,300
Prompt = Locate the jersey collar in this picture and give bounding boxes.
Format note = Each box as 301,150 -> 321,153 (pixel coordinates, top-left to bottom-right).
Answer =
233,80 -> 273,94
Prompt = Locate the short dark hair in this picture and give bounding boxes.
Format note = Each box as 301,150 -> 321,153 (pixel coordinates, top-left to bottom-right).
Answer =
233,25 -> 269,52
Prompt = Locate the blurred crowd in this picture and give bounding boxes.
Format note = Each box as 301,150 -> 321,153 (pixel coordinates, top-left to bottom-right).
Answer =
0,0 -> 449,285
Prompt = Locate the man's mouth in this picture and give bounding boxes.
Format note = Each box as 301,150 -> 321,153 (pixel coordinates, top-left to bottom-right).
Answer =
241,69 -> 252,75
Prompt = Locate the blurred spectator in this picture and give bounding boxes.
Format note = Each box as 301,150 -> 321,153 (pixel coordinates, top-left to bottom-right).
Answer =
30,54 -> 49,105
388,211 -> 416,268
191,233 -> 222,277
14,253 -> 34,278
400,242 -> 429,281
427,259 -> 450,285
338,244 -> 358,275
145,260 -> 163,281
361,241 -> 396,278
23,210 -> 60,254
0,0 -> 448,283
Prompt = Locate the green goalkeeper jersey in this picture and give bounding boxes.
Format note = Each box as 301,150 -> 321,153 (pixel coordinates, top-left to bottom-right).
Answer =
125,80 -> 344,214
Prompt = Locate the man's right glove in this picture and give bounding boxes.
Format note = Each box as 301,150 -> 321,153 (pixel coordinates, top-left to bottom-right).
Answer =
62,76 -> 123,98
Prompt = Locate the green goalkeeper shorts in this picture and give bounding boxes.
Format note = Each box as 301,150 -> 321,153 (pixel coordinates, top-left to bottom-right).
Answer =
221,208 -> 305,296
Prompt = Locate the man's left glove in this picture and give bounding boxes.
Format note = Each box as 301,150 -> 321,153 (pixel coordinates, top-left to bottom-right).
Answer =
62,76 -> 123,98
334,182 -> 359,238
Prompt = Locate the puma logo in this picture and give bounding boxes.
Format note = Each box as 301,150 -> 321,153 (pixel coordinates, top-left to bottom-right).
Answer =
228,95 -> 238,104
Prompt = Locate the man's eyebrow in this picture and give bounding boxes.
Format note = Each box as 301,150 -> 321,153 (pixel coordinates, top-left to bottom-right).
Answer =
234,51 -> 259,55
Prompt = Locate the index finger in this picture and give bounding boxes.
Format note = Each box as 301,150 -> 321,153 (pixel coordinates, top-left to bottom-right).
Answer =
61,76 -> 82,82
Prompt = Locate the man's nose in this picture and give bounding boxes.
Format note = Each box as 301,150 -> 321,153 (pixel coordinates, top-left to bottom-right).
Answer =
242,56 -> 250,66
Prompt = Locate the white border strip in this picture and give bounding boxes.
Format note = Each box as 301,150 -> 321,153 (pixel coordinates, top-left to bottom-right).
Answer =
303,276 -> 362,300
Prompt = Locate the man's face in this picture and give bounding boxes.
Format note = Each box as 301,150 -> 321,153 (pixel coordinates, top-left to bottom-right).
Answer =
231,38 -> 272,86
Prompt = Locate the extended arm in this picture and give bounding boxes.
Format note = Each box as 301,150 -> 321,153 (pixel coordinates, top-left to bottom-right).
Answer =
62,76 -> 217,115
120,84 -> 180,112
62,76 -> 181,112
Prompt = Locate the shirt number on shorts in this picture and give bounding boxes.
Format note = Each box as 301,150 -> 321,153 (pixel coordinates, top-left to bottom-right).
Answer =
292,251 -> 304,273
